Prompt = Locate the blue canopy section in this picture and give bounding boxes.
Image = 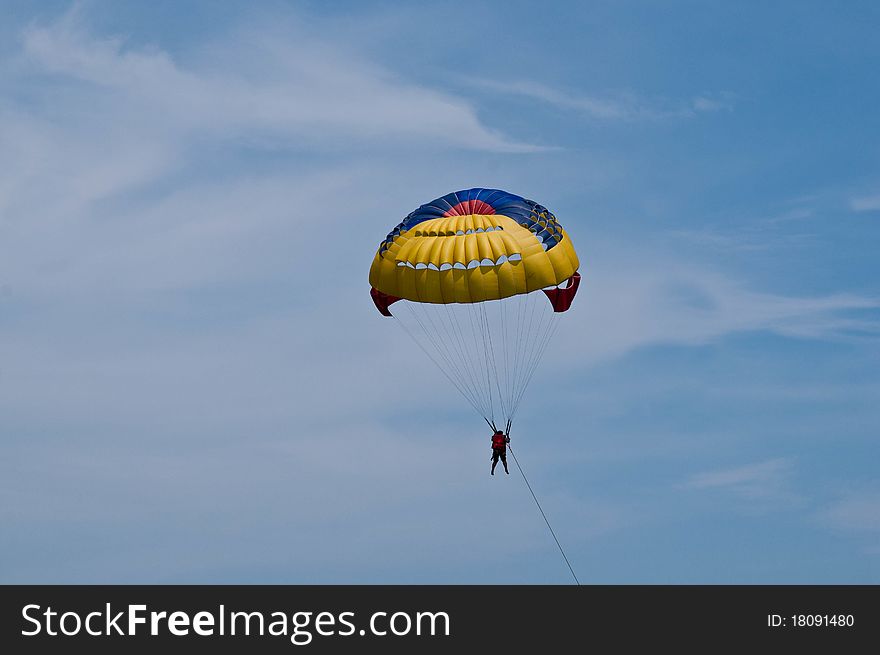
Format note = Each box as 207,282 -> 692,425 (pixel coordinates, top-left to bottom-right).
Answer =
378,188 -> 563,255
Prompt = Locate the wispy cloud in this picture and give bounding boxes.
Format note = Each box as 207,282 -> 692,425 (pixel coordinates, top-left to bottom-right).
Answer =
12,10 -> 540,164
765,207 -> 816,224
683,458 -> 798,504
672,196 -> 819,250
691,96 -> 732,112
686,458 -> 791,490
460,77 -> 732,121
818,489 -> 880,533
549,244 -> 880,368
850,194 -> 880,212
671,226 -> 815,252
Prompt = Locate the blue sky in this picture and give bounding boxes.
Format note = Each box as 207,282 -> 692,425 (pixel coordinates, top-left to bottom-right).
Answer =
1,0 -> 878,583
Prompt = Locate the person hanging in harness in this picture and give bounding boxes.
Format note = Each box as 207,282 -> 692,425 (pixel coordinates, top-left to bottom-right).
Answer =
490,429 -> 510,475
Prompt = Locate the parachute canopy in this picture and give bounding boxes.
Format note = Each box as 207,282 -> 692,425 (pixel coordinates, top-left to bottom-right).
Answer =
369,188 -> 579,311
369,188 -> 581,426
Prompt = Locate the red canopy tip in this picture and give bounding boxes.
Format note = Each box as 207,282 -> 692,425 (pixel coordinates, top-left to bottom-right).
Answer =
542,271 -> 581,312
370,287 -> 401,317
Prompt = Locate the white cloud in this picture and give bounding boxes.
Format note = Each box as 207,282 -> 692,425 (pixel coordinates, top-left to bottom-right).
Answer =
850,194 -> 880,212
547,242 -> 880,368
460,78 -> 732,120
682,458 -> 798,505
475,79 -> 638,120
691,95 -> 734,113
819,490 -> 880,533
686,458 -> 791,490
16,14 -> 539,154
0,8 -> 544,238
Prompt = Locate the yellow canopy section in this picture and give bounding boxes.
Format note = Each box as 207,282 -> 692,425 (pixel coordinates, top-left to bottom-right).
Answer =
369,213 -> 579,304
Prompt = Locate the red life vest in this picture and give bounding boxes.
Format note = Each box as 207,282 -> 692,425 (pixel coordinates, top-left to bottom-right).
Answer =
491,434 -> 507,450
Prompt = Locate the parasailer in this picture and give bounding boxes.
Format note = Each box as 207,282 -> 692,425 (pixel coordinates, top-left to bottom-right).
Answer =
368,187 -> 584,582
490,429 -> 510,475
